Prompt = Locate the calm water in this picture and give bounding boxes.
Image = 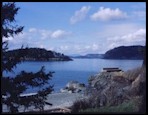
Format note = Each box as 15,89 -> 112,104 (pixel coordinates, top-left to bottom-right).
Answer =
3,58 -> 143,93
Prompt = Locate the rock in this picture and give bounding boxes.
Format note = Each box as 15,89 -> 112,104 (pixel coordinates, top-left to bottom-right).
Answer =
122,86 -> 130,92
99,94 -> 106,107
68,90 -> 73,93
128,74 -> 144,96
88,75 -> 96,85
66,81 -> 79,88
131,74 -> 141,88
60,81 -> 85,93
85,66 -> 146,108
60,87 -> 71,93
87,70 -> 133,106
112,75 -> 130,84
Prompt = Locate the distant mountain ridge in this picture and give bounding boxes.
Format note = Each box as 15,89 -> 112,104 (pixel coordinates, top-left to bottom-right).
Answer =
71,54 -> 104,59
71,45 -> 145,60
4,48 -> 72,61
103,45 -> 145,59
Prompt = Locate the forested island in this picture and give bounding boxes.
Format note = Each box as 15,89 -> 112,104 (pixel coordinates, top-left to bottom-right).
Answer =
5,46 -> 145,61
72,45 -> 145,60
103,45 -> 145,59
4,48 -> 72,61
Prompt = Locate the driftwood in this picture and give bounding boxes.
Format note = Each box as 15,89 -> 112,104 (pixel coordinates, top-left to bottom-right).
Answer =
50,107 -> 71,113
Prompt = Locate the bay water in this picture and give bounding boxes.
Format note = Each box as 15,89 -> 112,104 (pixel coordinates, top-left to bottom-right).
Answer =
3,58 -> 143,93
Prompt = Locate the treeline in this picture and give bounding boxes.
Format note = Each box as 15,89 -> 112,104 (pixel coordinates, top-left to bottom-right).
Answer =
103,45 -> 145,60
4,48 -> 72,61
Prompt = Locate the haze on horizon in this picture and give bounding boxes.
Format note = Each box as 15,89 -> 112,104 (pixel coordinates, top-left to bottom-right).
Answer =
3,2 -> 146,55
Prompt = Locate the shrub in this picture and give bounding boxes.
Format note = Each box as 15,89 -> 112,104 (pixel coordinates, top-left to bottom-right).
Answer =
71,89 -> 101,113
79,97 -> 141,113
123,67 -> 142,82
71,99 -> 90,113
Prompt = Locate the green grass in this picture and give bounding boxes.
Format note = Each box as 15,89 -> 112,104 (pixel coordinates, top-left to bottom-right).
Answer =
79,98 -> 141,113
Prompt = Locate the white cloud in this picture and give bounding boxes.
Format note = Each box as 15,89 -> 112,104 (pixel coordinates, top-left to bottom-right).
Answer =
49,45 -> 70,54
131,4 -> 146,10
70,6 -> 91,24
3,28 -> 72,50
132,11 -> 146,17
37,29 -> 71,39
92,43 -> 99,51
3,36 -> 14,41
51,30 -> 71,39
79,43 -> 101,54
39,44 -> 44,48
107,29 -> 146,42
58,43 -> 102,55
84,45 -> 91,49
90,7 -> 127,21
131,11 -> 146,21
39,29 -> 51,39
107,29 -> 146,49
96,23 -> 144,39
25,28 -> 71,40
59,45 -> 69,51
121,29 -> 145,43
3,31 -> 28,42
47,47 -> 54,51
2,31 -> 31,49
29,28 -> 37,32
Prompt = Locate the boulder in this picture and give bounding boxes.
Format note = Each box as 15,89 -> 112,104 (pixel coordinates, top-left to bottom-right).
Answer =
66,81 -> 79,88
85,67 -> 145,108
127,73 -> 145,96
87,71 -> 132,106
60,81 -> 85,93
60,87 -> 69,93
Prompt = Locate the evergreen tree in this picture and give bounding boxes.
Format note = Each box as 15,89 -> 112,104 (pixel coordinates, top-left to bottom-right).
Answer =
2,2 -> 54,113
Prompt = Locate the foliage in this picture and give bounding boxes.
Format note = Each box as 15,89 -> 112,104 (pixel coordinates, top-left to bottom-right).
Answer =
103,45 -> 145,59
71,65 -> 146,113
2,2 -> 24,38
71,89 -> 142,113
123,67 -> 142,82
2,2 -> 54,113
79,97 -> 142,113
5,48 -> 72,61
71,99 -> 90,113
71,91 -> 100,113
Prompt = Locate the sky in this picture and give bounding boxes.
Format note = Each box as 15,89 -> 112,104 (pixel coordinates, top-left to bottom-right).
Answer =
3,2 -> 146,55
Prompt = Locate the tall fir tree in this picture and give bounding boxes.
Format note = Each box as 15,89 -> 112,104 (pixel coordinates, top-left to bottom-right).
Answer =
2,2 -> 54,113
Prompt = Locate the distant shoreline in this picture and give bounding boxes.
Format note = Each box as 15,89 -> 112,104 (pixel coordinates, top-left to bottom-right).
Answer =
71,57 -> 143,60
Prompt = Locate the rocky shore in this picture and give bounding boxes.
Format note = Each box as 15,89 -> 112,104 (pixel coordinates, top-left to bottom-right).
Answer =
60,81 -> 86,93
3,66 -> 145,113
2,92 -> 88,113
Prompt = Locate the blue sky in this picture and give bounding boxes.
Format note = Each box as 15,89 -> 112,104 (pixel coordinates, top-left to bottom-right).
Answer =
3,2 -> 146,55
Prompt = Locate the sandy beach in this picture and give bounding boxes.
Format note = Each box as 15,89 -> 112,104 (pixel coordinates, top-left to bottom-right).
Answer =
2,92 -> 87,113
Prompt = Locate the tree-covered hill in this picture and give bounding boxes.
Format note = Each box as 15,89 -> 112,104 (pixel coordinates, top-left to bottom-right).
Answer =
103,45 -> 145,59
4,48 -> 72,61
